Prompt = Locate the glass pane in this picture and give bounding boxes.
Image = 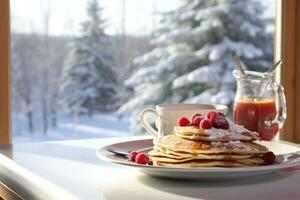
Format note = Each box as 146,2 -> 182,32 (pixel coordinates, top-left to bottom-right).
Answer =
10,0 -> 276,143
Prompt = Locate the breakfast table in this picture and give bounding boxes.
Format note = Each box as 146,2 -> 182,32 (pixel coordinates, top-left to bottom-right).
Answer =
0,136 -> 300,200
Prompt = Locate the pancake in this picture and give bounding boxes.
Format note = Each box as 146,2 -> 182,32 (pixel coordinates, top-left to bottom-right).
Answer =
149,148 -> 256,160
152,156 -> 263,165
153,160 -> 249,167
174,126 -> 208,136
174,131 -> 256,142
174,120 -> 259,142
154,146 -> 258,159
153,135 -> 268,155
153,157 -> 264,168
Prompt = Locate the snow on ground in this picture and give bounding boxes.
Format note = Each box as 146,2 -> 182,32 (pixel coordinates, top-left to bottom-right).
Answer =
13,113 -> 133,143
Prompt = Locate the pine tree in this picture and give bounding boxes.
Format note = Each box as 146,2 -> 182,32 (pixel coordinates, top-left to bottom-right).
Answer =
60,0 -> 117,115
119,0 -> 273,134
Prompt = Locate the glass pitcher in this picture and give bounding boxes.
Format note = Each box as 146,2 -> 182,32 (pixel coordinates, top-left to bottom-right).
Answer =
232,70 -> 286,141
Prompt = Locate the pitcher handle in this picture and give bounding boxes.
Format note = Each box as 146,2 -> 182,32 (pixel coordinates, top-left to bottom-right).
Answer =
140,109 -> 160,138
272,84 -> 287,128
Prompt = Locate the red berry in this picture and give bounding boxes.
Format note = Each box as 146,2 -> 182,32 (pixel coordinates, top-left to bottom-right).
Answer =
215,117 -> 229,130
192,116 -> 204,126
220,120 -> 229,129
263,151 -> 276,165
135,152 -> 149,165
218,112 -> 225,117
129,151 -> 137,161
206,111 -> 218,124
207,111 -> 229,129
200,119 -> 212,129
192,113 -> 202,121
178,116 -> 191,126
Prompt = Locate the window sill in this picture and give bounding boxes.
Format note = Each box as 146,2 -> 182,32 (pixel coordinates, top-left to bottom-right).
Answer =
0,136 -> 300,200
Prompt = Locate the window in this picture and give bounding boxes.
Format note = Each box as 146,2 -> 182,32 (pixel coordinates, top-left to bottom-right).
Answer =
10,0 -> 180,142
3,0 -> 299,144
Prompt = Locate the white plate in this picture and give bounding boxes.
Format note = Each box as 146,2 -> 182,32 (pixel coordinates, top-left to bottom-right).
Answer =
96,139 -> 300,181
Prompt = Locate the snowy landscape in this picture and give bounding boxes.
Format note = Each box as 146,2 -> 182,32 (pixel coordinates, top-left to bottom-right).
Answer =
13,113 -> 131,143
11,0 -> 275,143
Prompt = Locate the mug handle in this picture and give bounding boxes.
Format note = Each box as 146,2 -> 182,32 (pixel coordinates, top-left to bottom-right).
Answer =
140,109 -> 160,138
272,84 -> 287,127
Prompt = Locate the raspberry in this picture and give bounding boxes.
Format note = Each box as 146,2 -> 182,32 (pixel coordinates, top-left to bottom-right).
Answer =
178,116 -> 190,126
263,151 -> 276,165
214,117 -> 229,130
207,111 -> 218,124
207,111 -> 229,129
200,119 -> 212,129
192,113 -> 202,121
192,116 -> 204,126
129,151 -> 137,161
220,120 -> 229,129
135,152 -> 149,165
218,112 -> 225,117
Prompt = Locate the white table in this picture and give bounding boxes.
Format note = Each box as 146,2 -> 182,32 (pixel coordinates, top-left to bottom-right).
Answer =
0,136 -> 300,200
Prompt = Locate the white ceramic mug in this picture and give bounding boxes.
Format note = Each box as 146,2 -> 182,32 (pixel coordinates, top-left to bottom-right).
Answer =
140,104 -> 228,138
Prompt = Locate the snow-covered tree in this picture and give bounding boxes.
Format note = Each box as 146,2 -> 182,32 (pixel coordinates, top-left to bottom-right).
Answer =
60,0 -> 117,115
12,34 -> 69,133
12,34 -> 39,133
120,0 -> 273,134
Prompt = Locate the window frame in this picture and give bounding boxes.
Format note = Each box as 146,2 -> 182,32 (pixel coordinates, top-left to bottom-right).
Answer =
0,0 -> 298,144
280,0 -> 300,143
0,0 -> 12,145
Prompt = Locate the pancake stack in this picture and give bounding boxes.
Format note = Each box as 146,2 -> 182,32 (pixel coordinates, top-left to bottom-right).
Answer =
149,114 -> 269,168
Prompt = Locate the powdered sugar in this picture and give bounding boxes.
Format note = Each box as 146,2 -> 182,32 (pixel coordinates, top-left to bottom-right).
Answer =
211,140 -> 251,150
206,127 -> 230,138
205,119 -> 259,139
